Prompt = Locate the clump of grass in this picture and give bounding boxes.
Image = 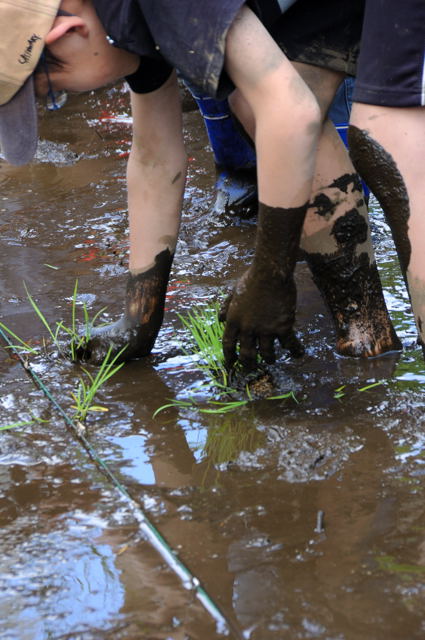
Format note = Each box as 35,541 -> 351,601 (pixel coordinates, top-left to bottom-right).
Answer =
154,301 -> 297,416
70,345 -> 126,422
0,281 -> 123,425
178,301 -> 228,385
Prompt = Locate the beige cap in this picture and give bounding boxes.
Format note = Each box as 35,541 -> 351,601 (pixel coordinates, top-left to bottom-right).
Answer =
0,0 -> 61,164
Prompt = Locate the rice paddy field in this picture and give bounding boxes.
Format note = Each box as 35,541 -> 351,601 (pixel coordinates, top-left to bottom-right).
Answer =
0,85 -> 424,640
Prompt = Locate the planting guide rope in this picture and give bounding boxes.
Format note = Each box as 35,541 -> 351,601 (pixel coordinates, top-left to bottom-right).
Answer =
0,326 -> 244,640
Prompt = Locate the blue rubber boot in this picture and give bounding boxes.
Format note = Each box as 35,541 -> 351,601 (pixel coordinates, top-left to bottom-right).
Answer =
190,91 -> 258,216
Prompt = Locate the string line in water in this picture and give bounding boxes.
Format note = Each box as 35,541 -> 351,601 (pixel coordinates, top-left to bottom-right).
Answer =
0,326 -> 244,640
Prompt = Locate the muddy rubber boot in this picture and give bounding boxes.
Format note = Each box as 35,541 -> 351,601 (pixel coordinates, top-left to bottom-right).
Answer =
80,248 -> 174,364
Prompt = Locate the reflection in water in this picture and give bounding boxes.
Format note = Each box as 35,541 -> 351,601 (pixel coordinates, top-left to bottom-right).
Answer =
108,435 -> 156,485
202,411 -> 266,474
0,520 -> 123,639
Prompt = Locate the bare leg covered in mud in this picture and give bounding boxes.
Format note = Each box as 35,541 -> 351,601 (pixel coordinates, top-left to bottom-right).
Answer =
348,105 -> 425,356
346,0 -> 425,357
302,119 -> 401,357
82,73 -> 187,364
227,61 -> 400,362
221,8 -> 321,369
85,7 -> 321,366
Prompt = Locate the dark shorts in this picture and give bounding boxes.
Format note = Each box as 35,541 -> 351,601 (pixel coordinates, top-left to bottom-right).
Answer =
353,0 -> 425,107
112,0 -> 365,99
270,0 -> 365,77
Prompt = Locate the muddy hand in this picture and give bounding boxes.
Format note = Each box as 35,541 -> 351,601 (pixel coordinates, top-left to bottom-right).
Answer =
81,314 -> 161,365
221,267 -> 304,370
79,248 -> 174,365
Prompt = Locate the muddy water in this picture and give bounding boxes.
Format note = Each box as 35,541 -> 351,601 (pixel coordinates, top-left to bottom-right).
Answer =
1,86 -> 424,640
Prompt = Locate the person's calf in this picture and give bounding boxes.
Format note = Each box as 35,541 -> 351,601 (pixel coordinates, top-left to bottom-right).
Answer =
301,172 -> 401,357
348,124 -> 425,354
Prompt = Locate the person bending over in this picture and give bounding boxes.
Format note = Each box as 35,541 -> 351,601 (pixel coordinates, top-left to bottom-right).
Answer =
0,0 -> 400,368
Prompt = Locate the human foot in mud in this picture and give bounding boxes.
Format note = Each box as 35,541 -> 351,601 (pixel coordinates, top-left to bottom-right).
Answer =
79,249 -> 173,365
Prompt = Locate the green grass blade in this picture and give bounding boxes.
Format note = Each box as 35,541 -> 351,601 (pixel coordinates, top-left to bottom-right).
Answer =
24,283 -> 56,343
358,381 -> 384,392
71,279 -> 79,336
0,322 -> 38,354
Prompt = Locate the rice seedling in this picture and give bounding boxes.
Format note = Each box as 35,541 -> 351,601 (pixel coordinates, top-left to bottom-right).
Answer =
0,283 -> 124,425
18,280 -> 108,360
59,279 -> 107,360
0,416 -> 48,431
153,300 -> 298,416
153,389 -> 297,417
70,345 -> 126,422
0,322 -> 38,355
24,282 -> 65,354
334,380 -> 385,401
334,384 -> 346,400
178,301 -> 228,385
358,381 -> 385,392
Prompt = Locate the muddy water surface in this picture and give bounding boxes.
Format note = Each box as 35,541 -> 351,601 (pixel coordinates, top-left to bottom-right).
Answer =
1,86 -> 425,640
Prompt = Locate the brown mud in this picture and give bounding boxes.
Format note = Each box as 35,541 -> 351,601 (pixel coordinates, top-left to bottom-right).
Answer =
0,86 -> 425,640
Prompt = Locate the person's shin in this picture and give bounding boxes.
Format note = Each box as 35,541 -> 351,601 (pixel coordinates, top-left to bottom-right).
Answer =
301,171 -> 401,357
348,124 -> 425,352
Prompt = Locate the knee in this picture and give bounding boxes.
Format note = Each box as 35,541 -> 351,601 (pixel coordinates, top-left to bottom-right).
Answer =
301,94 -> 322,140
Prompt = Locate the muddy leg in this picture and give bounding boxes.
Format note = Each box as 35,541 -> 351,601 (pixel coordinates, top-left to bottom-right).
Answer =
81,248 -> 174,364
348,109 -> 425,356
228,62 -> 400,358
301,120 -> 401,356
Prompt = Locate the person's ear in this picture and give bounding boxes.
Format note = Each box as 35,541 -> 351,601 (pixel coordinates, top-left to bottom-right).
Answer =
45,16 -> 89,45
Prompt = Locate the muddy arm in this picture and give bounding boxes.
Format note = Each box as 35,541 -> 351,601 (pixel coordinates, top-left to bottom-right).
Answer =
219,7 -> 320,368
83,71 -> 187,364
